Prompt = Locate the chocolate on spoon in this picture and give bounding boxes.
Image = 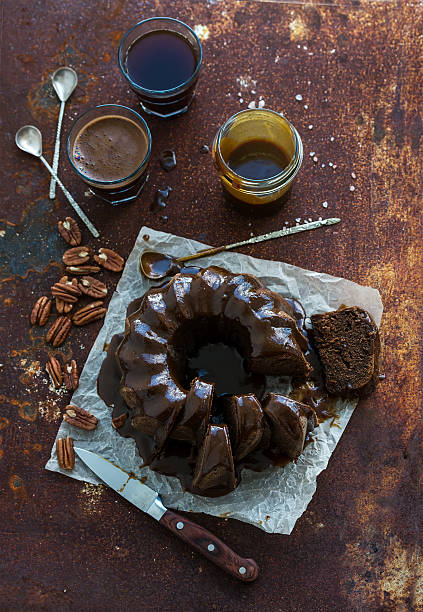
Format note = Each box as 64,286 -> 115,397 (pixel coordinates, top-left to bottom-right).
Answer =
139,218 -> 340,280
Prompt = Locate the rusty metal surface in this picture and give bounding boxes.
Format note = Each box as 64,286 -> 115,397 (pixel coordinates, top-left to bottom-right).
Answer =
1,0 -> 422,610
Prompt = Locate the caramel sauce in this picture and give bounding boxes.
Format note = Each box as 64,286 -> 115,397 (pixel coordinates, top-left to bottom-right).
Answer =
227,139 -> 290,180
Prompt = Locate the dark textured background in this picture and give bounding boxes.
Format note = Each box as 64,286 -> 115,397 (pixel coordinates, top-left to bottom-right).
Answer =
1,1 -> 422,610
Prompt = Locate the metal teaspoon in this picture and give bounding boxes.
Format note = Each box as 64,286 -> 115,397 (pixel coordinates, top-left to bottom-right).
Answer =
49,67 -> 78,199
139,218 -> 341,280
15,125 -> 99,238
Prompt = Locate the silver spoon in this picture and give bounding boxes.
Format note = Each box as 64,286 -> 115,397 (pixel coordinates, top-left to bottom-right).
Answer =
16,125 -> 99,238
139,218 -> 341,280
49,67 -> 78,199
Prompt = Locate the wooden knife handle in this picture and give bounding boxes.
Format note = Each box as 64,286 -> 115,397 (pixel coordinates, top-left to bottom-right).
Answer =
159,509 -> 259,582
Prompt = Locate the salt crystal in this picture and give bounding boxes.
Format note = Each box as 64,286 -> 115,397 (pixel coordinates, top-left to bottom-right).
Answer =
330,49 -> 336,54
239,98 -> 243,103
250,232 -> 254,237
318,216 -> 323,221
304,104 -> 308,109
295,94 -> 303,101
333,165 -> 337,169
322,201 -> 328,208
329,162 -> 333,167
296,218 -> 301,223
251,89 -> 256,94
308,124 -> 313,130
330,136 -> 335,142
258,100 -> 265,108
248,101 -> 256,109
349,185 -> 355,192
313,156 -> 318,162
309,151 -> 315,157
308,218 -> 313,222
303,45 -> 308,50
351,172 -> 357,179
321,164 -> 326,168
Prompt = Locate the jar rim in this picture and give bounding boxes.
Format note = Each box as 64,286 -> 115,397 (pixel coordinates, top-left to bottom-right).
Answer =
213,108 -> 303,192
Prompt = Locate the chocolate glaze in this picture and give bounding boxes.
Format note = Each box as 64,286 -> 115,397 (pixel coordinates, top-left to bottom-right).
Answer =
97,267 -> 350,497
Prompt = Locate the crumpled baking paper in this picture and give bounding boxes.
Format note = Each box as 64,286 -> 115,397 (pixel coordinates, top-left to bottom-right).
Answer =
46,226 -> 383,534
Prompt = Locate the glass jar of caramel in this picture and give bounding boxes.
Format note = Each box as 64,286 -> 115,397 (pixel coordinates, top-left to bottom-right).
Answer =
212,108 -> 303,205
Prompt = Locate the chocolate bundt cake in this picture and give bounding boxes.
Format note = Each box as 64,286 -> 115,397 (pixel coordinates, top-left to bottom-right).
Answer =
98,266 -> 317,497
311,306 -> 380,397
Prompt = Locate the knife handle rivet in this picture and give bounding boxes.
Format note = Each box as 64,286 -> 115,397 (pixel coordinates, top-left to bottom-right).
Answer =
239,566 -> 247,575
207,544 -> 215,552
176,521 -> 184,530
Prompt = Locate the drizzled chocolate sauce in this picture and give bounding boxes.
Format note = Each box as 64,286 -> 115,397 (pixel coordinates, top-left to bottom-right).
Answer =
97,285 -> 340,495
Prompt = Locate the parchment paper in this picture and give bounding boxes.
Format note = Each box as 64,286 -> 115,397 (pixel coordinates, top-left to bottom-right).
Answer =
46,226 -> 383,534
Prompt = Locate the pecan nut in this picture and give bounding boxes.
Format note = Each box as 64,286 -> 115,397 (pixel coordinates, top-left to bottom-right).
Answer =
63,405 -> 98,430
51,279 -> 82,303
56,436 -> 75,470
73,301 -> 107,326
112,413 -> 128,429
62,246 -> 92,266
94,248 -> 124,272
63,359 -> 79,391
55,276 -> 74,314
46,355 -> 63,389
46,316 -> 72,347
58,217 -> 81,246
79,276 -> 108,299
65,265 -> 100,275
30,296 -> 51,326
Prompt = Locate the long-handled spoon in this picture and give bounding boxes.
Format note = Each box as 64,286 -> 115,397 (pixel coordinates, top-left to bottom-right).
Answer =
49,67 -> 78,199
139,218 -> 341,280
16,125 -> 99,238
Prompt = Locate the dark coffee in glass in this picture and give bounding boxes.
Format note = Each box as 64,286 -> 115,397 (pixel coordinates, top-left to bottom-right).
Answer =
118,18 -> 202,118
67,105 -> 151,205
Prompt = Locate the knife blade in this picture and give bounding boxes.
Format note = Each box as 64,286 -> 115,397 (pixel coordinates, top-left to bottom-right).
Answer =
74,447 -> 259,582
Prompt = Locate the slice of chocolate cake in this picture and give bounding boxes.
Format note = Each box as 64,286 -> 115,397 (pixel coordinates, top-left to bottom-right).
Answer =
262,393 -> 317,460
224,394 -> 264,460
311,306 -> 380,397
192,424 -> 237,497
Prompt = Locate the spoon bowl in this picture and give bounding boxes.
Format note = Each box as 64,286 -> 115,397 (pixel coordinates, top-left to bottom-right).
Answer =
139,251 -> 181,280
15,125 -> 43,157
52,67 -> 78,102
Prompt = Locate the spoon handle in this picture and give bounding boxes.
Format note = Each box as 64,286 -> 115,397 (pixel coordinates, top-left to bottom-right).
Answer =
176,218 -> 340,264
49,100 -> 65,199
40,155 -> 99,238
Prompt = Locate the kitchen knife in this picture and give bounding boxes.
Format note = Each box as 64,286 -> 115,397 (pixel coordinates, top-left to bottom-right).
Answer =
74,447 -> 259,582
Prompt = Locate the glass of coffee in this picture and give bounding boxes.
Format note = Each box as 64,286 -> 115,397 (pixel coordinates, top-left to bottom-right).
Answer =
66,104 -> 151,205
118,17 -> 203,118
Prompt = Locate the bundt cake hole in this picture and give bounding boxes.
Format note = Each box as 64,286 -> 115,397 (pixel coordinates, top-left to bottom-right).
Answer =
167,315 -> 265,404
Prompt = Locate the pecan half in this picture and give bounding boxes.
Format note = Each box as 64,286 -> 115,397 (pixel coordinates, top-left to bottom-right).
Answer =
58,217 -> 81,246
94,248 -> 124,272
65,265 -> 100,275
56,436 -> 75,470
79,276 -> 108,299
46,316 -> 72,347
73,301 -> 107,326
63,359 -> 79,391
62,246 -> 92,266
51,279 -> 82,303
63,405 -> 98,430
55,276 -> 75,314
46,355 -> 63,389
30,296 -> 51,326
112,413 -> 128,429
